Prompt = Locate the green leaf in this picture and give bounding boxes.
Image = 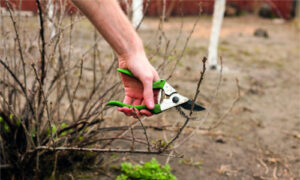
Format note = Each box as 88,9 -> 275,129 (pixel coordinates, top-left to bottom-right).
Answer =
61,123 -> 68,128
116,174 -> 128,180
162,140 -> 167,147
9,113 -> 13,119
51,124 -> 57,134
16,117 -> 21,127
61,131 -> 67,136
4,123 -> 10,132
0,116 -> 3,123
164,164 -> 170,171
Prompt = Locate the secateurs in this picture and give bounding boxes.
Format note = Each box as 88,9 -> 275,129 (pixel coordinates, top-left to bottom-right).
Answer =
106,68 -> 205,114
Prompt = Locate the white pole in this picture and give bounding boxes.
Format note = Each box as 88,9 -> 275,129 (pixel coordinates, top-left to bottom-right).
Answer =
131,0 -> 144,28
47,0 -> 56,38
208,0 -> 226,69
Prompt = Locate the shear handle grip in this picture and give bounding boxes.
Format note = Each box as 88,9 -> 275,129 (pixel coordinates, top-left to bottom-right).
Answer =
117,68 -> 165,89
106,101 -> 162,114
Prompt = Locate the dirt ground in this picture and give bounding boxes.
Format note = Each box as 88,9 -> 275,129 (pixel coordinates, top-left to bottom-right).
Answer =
90,15 -> 300,180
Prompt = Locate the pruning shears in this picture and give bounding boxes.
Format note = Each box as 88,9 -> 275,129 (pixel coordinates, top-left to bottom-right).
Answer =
106,68 -> 205,114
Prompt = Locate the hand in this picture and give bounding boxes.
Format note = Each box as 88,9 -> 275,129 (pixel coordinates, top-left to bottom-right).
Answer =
118,52 -> 160,117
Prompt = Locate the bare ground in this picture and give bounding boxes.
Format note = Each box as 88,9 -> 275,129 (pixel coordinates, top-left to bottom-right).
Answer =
93,16 -> 300,180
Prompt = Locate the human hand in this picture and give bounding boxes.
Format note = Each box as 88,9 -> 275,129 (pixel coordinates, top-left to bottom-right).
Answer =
117,52 -> 160,117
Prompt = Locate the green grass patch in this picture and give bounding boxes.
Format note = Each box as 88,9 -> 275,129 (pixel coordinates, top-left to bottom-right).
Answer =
116,158 -> 176,180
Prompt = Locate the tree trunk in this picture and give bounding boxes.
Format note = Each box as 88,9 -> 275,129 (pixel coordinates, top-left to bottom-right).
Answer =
208,0 -> 226,69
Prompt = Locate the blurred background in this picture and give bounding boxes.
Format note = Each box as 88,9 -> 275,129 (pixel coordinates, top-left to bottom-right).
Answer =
0,0 -> 299,19
0,0 -> 299,179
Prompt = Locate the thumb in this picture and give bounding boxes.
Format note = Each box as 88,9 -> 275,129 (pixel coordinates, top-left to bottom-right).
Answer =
142,77 -> 154,109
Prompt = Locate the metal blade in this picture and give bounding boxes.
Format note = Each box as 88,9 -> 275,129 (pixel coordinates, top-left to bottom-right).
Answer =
180,100 -> 205,111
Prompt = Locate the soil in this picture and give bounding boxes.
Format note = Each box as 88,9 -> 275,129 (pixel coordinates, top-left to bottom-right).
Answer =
97,16 -> 300,180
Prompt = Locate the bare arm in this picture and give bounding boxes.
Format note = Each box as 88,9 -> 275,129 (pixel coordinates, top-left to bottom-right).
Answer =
72,0 -> 142,57
72,0 -> 159,116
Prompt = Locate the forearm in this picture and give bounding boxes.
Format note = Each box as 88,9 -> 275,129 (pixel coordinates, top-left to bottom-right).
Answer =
73,0 -> 159,114
72,0 -> 144,58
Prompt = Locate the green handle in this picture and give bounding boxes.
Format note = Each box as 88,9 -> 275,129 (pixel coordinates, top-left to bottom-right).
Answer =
117,68 -> 134,77
117,68 -> 166,89
106,101 -> 162,114
107,69 -> 165,114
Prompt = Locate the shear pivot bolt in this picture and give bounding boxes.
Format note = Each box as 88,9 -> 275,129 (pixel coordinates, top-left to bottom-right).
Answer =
172,96 -> 179,103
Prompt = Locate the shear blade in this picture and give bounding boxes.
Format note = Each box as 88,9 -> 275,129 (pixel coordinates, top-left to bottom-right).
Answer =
180,100 -> 205,111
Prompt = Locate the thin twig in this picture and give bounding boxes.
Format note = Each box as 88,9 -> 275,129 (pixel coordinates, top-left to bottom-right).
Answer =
133,108 -> 151,152
167,8 -> 202,80
36,0 -> 47,106
162,57 -> 207,152
173,57 -> 224,149
190,57 -> 207,116
4,0 -> 27,91
0,59 -> 34,117
62,58 -> 84,122
34,146 -> 161,154
32,64 -> 55,147
207,78 -> 241,130
63,15 -> 76,122
101,117 -> 146,149
130,127 -> 135,150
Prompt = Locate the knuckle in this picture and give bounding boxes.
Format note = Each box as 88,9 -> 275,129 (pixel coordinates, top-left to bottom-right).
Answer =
142,74 -> 153,83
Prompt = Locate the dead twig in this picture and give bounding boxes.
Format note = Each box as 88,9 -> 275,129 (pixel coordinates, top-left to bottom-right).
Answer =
4,0 -> 27,91
190,57 -> 207,116
207,78 -> 241,130
0,59 -> 34,117
34,146 -> 161,154
162,57 -> 207,152
167,7 -> 202,80
133,108 -> 151,152
173,57 -> 224,149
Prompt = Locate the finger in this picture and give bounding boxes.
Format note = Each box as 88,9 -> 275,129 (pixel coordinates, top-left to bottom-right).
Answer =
133,108 -> 141,118
142,77 -> 154,109
122,107 -> 133,116
140,100 -> 153,116
152,69 -> 160,81
123,96 -> 133,104
120,96 -> 134,116
132,99 -> 142,117
132,99 -> 141,105
140,109 -> 152,116
118,107 -> 130,114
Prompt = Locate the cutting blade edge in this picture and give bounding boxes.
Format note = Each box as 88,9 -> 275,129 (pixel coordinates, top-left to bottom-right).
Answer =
180,100 -> 205,111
